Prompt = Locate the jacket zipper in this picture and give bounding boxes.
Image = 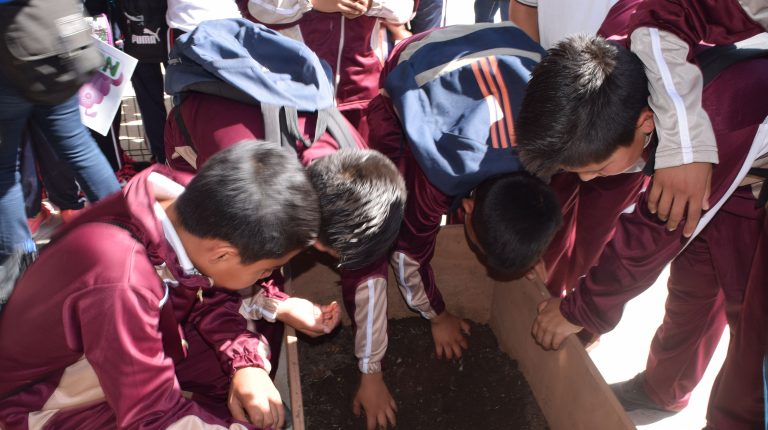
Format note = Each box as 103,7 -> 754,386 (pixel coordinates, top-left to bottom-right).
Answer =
333,15 -> 345,105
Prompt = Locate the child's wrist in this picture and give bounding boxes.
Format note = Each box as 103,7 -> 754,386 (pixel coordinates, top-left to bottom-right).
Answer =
241,291 -> 283,323
274,297 -> 296,322
358,359 -> 382,374
360,370 -> 384,381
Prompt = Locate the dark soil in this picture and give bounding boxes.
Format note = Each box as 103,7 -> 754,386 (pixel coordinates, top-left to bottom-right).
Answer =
299,317 -> 549,430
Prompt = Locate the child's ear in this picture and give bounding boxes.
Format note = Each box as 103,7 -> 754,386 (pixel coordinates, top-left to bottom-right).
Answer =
636,107 -> 655,134
209,242 -> 239,265
462,195 -> 475,215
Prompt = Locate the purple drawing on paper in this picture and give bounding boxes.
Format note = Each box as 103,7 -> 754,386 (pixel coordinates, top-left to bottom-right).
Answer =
79,71 -> 124,117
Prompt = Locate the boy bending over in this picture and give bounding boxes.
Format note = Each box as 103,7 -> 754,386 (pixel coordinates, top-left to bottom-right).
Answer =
344,23 -> 563,429
0,143 -> 339,429
517,22 -> 768,430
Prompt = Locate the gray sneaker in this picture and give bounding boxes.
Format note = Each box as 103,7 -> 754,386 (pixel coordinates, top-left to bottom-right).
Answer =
0,251 -> 37,311
610,372 -> 678,426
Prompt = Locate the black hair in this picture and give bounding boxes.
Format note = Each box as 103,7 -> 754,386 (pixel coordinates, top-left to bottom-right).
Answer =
471,172 -> 562,276
307,149 -> 406,269
175,141 -> 319,263
516,34 -> 649,177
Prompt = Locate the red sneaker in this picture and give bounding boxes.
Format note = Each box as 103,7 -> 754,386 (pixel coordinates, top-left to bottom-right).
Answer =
27,202 -> 53,236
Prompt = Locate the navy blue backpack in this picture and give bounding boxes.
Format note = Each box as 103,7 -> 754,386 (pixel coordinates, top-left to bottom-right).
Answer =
165,18 -> 357,150
384,23 -> 546,198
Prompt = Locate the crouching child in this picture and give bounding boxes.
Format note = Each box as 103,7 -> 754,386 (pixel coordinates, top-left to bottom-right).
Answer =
0,142 -> 335,429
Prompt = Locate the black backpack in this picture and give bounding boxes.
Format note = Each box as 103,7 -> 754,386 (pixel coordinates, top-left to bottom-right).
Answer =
119,0 -> 168,63
0,0 -> 104,105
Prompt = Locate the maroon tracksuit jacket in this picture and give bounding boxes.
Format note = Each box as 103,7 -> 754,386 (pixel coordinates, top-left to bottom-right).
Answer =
0,167 -> 275,429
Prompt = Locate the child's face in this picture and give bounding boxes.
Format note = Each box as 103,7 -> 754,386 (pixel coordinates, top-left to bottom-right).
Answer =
566,109 -> 654,181
566,131 -> 649,181
202,247 -> 303,291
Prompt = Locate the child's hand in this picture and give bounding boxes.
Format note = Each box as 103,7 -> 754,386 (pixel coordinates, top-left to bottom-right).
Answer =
647,162 -> 712,238
531,297 -> 583,350
385,23 -> 412,44
341,0 -> 370,18
228,366 -> 285,428
430,311 -> 470,359
277,298 -> 341,337
352,372 -> 398,430
312,0 -> 367,16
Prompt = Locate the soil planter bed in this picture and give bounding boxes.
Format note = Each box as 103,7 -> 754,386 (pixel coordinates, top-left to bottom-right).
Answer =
282,225 -> 635,430
299,318 -> 548,429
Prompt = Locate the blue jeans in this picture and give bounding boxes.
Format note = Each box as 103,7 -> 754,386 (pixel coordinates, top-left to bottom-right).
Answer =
0,79 -> 120,256
411,0 -> 444,34
27,124 -> 86,212
474,0 -> 510,23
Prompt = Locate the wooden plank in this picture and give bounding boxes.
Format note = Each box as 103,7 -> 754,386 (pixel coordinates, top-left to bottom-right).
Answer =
284,326 -> 305,430
282,266 -> 306,430
490,278 -> 635,430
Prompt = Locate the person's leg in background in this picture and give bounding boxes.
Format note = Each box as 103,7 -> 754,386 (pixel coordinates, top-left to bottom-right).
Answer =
410,0 -> 444,34
0,80 -> 38,308
28,124 -> 85,221
614,188 -> 764,427
131,62 -> 168,164
705,198 -> 767,430
474,0 -> 510,23
639,237 -> 727,417
474,0 -> 499,23
30,93 -> 120,203
91,104 -> 126,172
498,0 -> 510,21
20,131 -> 42,221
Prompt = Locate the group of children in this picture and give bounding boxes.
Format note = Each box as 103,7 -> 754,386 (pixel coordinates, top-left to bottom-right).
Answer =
0,0 -> 766,429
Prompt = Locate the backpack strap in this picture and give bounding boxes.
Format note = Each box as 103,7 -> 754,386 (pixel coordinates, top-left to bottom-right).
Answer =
263,104 -> 361,152
261,103 -> 283,148
698,41 -> 768,86
282,106 -> 310,148
172,97 -> 195,150
175,97 -> 357,158
318,108 -> 360,150
262,103 -> 308,151
748,167 -> 768,208
169,96 -> 201,169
